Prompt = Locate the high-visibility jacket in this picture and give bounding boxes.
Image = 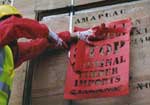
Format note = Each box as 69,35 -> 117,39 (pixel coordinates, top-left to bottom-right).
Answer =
0,45 -> 14,105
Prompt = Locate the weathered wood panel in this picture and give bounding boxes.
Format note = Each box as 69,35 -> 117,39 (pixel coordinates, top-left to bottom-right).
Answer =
32,50 -> 68,98
32,0 -> 150,105
35,0 -> 70,10
35,0 -> 105,10
41,14 -> 70,33
75,0 -> 105,6
9,63 -> 27,105
14,0 -> 35,18
32,94 -> 70,105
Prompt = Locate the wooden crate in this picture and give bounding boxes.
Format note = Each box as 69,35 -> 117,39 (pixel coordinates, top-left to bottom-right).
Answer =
32,0 -> 150,105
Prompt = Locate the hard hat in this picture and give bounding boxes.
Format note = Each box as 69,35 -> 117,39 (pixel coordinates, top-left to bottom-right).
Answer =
0,5 -> 22,19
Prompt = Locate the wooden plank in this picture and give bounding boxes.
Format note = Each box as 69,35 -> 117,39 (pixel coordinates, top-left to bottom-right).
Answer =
9,63 -> 27,105
32,50 -> 68,98
32,0 -> 150,105
35,0 -> 138,21
75,0 -> 105,6
32,94 -> 70,105
14,0 -> 35,18
34,0 -> 106,10
41,14 -> 70,33
35,0 -> 70,10
34,0 -> 138,11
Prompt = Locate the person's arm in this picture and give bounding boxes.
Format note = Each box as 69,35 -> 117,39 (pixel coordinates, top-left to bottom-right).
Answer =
14,31 -> 71,68
14,38 -> 49,68
0,16 -> 49,47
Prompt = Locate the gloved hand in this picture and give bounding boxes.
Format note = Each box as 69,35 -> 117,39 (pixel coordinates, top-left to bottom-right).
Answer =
75,28 -> 95,44
74,25 -> 107,44
48,31 -> 68,49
